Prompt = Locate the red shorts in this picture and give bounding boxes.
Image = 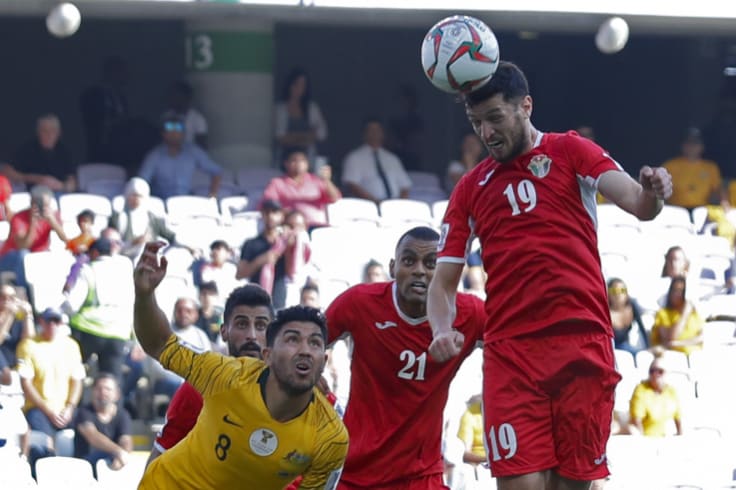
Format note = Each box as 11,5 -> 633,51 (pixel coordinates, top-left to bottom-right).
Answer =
337,473 -> 448,490
483,324 -> 621,481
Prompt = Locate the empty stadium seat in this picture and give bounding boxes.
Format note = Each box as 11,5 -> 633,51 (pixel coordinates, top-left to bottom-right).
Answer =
327,198 -> 380,227
379,199 -> 434,228
34,456 -> 96,488
165,196 -> 220,224
76,163 -> 127,192
23,250 -> 76,313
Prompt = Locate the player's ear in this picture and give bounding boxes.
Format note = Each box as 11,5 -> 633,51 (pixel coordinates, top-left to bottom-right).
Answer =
388,258 -> 396,279
262,346 -> 272,364
219,323 -> 228,342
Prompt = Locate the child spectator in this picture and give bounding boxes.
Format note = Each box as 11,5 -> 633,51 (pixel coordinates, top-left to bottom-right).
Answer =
66,209 -> 96,255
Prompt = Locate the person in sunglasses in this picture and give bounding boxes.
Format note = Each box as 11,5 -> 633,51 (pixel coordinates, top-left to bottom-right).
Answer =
138,112 -> 222,199
628,356 -> 683,437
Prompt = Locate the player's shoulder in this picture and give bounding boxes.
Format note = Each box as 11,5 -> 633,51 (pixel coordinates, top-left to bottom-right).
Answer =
338,281 -> 391,302
238,356 -> 268,380
310,391 -> 349,438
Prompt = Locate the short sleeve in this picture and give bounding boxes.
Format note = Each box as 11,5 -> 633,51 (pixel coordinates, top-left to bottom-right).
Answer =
298,426 -> 348,490
74,405 -> 97,427
193,147 -> 222,176
15,338 -> 34,378
324,288 -> 354,342
158,334 -> 252,397
340,152 -> 362,185
457,411 -> 474,447
563,133 -> 623,186
629,383 -> 646,421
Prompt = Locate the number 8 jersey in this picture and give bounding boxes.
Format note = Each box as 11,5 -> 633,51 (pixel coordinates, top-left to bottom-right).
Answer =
438,131 -> 621,343
138,335 -> 348,490
326,281 -> 485,487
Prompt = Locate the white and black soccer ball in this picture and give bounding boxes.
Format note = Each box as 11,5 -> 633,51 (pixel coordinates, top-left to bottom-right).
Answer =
46,3 -> 82,39
421,15 -> 500,94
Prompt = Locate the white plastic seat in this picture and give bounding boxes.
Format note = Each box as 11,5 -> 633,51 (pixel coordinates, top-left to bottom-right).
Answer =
165,196 -> 220,224
7,192 -> 59,213
54,429 -> 75,457
34,456 -> 96,488
640,204 -> 693,233
691,206 -> 709,233
700,319 -> 736,345
699,296 -> 736,321
169,217 -> 225,252
431,200 -> 448,226
76,163 -> 127,192
613,348 -> 636,377
58,193 -> 113,236
379,199 -> 434,228
219,196 -> 249,223
327,198 -> 380,227
597,203 -> 641,230
407,171 -> 442,189
111,195 -> 167,218
84,179 -> 126,200
23,250 -> 76,313
95,452 -> 148,488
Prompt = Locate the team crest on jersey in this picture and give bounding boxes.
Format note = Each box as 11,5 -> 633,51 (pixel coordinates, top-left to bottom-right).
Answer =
438,223 -> 449,251
527,154 -> 552,178
249,428 -> 278,456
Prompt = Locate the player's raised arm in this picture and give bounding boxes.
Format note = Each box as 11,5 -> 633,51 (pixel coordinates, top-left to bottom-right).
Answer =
133,241 -> 174,360
598,165 -> 673,221
427,261 -> 465,362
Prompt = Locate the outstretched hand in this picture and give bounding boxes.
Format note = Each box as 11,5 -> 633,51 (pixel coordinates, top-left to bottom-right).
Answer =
428,329 -> 465,363
639,166 -> 673,201
134,241 -> 168,295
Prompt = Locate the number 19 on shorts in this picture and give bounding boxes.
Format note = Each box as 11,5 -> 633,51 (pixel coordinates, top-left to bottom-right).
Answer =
487,423 -> 517,461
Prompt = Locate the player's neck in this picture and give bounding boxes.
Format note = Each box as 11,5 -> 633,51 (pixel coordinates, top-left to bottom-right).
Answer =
263,373 -> 312,422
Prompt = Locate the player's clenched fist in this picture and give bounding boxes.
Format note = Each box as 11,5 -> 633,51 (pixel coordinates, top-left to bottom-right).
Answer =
429,330 -> 464,362
134,241 -> 168,295
639,166 -> 673,201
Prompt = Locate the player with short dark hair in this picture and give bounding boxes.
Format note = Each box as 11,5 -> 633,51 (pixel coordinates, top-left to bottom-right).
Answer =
326,226 -> 486,489
428,61 -> 673,490
134,241 -> 347,489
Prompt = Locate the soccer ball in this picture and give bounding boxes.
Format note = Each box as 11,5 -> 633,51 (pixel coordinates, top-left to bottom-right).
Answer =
595,17 -> 629,54
421,15 -> 500,94
46,3 -> 82,38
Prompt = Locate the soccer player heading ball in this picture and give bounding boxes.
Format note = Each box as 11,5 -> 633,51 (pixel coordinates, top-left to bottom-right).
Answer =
428,61 -> 673,490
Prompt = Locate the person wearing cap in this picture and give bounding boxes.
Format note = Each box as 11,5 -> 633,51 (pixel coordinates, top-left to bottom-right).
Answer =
16,306 -> 85,469
661,127 -> 726,211
237,199 -> 289,309
137,111 -> 222,200
109,177 -> 182,260
628,356 -> 683,437
64,237 -> 134,385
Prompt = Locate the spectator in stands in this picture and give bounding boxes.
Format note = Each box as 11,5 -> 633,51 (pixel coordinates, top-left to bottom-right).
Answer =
662,127 -> 726,211
138,112 -> 222,199
0,284 -> 34,369
237,199 -> 288,309
194,281 -> 224,345
362,258 -> 388,284
283,209 -> 313,305
152,297 -> 211,397
109,177 -> 181,260
274,67 -> 328,166
607,277 -> 649,355
0,185 -> 67,293
342,117 -> 412,204
197,240 -> 239,298
445,133 -> 484,193
455,394 -> 491,489
79,55 -> 129,162
0,349 -> 10,385
629,356 -> 683,437
16,307 -> 85,469
651,276 -> 704,355
66,209 -> 97,256
299,283 -> 320,309
73,372 -> 132,474
166,80 -> 208,148
0,174 -> 14,221
261,151 -> 341,229
64,237 -> 134,385
2,114 -> 76,193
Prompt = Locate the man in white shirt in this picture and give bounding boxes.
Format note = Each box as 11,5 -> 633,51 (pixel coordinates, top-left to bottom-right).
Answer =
342,118 -> 412,204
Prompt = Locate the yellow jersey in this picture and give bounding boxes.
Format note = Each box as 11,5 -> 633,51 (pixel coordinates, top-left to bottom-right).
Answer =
139,335 -> 348,490
662,157 -> 722,209
457,403 -> 485,458
651,307 -> 704,355
629,381 -> 680,437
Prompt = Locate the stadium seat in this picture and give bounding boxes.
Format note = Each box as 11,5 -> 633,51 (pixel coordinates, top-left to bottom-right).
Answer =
691,206 -> 709,233
699,296 -> 736,322
407,170 -> 442,189
0,453 -> 35,488
219,196 -> 249,223
54,429 -> 75,457
165,196 -> 220,224
23,250 -> 76,313
85,179 -> 126,200
326,198 -> 380,227
191,183 -> 241,199
596,203 -> 641,230
95,451 -> 148,489
58,193 -> 113,235
235,167 -> 281,190
613,348 -> 636,377
640,204 -> 693,233
379,199 -> 434,228
408,187 -> 449,205
76,163 -> 127,192
431,200 -> 448,226
169,216 -> 225,252
34,456 -> 96,488
700,319 -> 736,345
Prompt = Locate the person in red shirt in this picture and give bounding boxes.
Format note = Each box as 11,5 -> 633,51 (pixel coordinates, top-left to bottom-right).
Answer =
326,226 -> 485,489
261,150 -> 341,229
0,185 -> 67,292
145,284 -> 275,466
428,61 -> 673,490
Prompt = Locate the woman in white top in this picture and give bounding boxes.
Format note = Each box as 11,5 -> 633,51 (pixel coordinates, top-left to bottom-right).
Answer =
273,67 -> 328,166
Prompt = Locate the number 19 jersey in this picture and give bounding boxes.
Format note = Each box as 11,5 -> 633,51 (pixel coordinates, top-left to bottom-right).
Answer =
138,335 -> 348,490
326,282 -> 485,487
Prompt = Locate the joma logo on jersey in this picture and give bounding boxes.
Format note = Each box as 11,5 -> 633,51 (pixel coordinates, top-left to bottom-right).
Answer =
527,155 -> 552,178
249,428 -> 278,456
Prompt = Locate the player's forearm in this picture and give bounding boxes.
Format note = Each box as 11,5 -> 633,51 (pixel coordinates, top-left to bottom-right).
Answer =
67,378 -> 83,407
427,281 -> 457,335
80,425 -> 127,455
632,187 -> 663,221
134,292 -> 173,360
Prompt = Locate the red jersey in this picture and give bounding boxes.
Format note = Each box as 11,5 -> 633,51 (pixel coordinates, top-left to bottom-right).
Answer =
0,209 -> 58,255
153,382 -> 203,453
438,131 -> 619,343
326,281 -> 485,487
